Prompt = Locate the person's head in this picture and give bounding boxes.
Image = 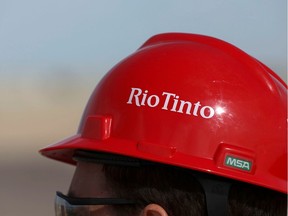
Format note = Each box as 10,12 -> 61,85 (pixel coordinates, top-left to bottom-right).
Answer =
56,150 -> 287,216
40,33 -> 287,216
66,152 -> 208,216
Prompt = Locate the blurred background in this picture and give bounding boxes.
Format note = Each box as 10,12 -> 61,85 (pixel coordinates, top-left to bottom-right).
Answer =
0,1 -> 286,215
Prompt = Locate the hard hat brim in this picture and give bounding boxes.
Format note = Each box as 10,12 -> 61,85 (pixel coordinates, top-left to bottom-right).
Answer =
39,134 -> 287,194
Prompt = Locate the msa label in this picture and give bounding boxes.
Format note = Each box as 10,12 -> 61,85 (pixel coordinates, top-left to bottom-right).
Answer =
225,155 -> 252,172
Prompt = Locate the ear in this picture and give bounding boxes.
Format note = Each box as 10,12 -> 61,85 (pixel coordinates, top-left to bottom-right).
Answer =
141,204 -> 168,216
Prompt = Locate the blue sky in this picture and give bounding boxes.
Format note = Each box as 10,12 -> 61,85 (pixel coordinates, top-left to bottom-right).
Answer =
0,0 -> 286,79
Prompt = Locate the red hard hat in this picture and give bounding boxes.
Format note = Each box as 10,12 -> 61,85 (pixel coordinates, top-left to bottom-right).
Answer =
40,33 -> 287,194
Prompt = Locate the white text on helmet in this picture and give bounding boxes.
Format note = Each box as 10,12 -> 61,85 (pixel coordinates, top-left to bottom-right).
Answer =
127,87 -> 215,119
225,156 -> 252,172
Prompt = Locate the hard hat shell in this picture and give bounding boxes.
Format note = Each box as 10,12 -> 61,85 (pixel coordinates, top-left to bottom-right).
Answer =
40,33 -> 287,194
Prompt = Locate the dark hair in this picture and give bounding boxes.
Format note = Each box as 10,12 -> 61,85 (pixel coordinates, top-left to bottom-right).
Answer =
228,182 -> 287,216
77,150 -> 286,216
103,164 -> 287,216
103,164 -> 207,216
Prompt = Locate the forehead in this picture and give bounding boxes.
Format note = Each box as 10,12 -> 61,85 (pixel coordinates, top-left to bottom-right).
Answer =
68,161 -> 113,198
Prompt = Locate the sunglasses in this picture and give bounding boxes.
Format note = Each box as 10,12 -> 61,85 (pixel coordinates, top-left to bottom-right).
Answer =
55,191 -> 136,216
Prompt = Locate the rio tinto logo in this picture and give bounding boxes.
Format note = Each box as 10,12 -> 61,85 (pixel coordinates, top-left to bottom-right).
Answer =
127,87 -> 215,119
